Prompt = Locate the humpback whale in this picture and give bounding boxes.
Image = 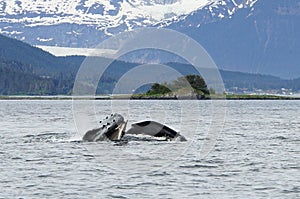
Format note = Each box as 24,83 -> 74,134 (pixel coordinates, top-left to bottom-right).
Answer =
82,113 -> 127,142
82,113 -> 186,142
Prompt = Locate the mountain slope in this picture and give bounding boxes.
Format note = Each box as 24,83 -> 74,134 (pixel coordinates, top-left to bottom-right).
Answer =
0,33 -> 299,95
167,0 -> 300,78
0,0 -> 257,47
0,34 -> 82,94
1,0 -> 299,78
0,63 -> 54,95
0,34 -> 84,76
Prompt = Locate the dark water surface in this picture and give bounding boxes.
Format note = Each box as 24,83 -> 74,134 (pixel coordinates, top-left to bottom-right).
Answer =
0,100 -> 299,198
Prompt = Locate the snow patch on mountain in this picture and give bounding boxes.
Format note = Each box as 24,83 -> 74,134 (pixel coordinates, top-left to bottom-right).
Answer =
0,0 -> 259,47
0,0 -> 258,30
0,0 -> 213,27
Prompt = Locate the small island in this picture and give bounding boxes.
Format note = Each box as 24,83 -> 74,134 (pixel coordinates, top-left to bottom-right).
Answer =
131,74 -> 300,100
131,74 -> 212,100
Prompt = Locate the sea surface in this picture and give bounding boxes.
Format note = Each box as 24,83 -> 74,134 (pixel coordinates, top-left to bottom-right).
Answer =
0,100 -> 299,198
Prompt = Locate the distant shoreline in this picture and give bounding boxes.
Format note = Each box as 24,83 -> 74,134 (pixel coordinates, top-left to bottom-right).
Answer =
1,94 -> 300,100
224,94 -> 300,100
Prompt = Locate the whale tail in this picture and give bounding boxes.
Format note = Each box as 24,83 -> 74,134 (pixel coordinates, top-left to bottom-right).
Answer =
126,120 -> 186,141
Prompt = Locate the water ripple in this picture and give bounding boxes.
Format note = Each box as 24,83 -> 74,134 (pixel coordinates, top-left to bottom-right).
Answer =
0,100 -> 299,198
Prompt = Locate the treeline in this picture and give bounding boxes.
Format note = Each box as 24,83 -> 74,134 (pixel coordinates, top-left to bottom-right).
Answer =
220,70 -> 300,91
0,57 -> 117,95
0,59 -> 74,95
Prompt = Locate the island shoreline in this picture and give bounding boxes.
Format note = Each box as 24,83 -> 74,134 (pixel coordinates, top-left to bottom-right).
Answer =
1,95 -> 300,100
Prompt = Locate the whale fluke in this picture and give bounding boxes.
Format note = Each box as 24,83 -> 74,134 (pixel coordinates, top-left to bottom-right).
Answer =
126,120 -> 187,141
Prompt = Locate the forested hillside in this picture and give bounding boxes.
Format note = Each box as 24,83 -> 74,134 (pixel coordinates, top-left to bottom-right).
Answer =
0,34 -> 82,95
0,34 -> 299,95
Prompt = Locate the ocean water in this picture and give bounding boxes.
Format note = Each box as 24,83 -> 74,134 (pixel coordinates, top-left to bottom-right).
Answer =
0,100 -> 299,198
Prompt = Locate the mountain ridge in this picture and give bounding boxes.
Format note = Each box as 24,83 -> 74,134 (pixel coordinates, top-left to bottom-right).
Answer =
0,33 -> 299,95
0,0 -> 258,46
167,0 -> 300,78
1,0 -> 299,78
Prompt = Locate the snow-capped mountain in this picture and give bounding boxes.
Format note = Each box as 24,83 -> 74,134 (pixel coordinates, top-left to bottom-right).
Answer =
0,0 -> 258,47
0,0 -> 299,78
168,0 -> 300,78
